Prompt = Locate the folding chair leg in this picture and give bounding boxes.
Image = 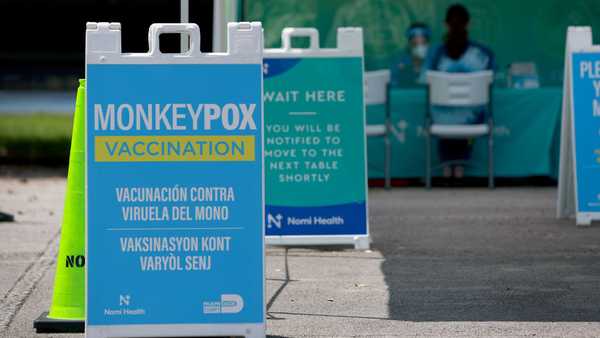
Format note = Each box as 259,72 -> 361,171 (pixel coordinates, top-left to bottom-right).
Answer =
426,134 -> 432,189
488,133 -> 494,189
384,134 -> 391,189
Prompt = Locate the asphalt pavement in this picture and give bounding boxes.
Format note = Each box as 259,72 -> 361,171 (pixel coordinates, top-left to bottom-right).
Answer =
2,169 -> 600,337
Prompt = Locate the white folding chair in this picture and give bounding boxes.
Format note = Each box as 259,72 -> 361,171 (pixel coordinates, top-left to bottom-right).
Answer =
365,69 -> 391,189
425,70 -> 494,189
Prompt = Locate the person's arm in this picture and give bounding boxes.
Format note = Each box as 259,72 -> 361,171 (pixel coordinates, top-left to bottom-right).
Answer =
424,44 -> 439,71
475,42 -> 496,71
418,45 -> 441,84
389,53 -> 403,87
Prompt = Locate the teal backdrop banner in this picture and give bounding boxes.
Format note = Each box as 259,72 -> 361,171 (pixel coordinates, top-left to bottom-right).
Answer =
264,56 -> 368,237
366,87 -> 562,179
244,0 -> 600,86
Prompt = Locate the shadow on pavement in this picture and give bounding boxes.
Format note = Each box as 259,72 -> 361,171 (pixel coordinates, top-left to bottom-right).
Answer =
372,188 -> 600,322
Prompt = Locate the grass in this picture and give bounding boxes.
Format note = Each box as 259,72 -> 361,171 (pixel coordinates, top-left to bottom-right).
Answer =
0,114 -> 73,165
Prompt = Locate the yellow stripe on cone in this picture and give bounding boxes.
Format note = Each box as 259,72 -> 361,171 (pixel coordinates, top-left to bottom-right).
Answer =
48,79 -> 86,320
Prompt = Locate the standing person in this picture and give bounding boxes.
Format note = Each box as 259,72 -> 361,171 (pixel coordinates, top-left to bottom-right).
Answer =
427,4 -> 495,179
390,23 -> 431,87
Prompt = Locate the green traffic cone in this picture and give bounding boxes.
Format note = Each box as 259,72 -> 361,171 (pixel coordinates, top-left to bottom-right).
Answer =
49,78 -> 86,320
33,80 -> 85,333
34,79 -> 86,333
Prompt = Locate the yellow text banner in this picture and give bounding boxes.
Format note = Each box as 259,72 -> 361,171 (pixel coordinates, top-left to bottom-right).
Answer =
95,135 -> 255,162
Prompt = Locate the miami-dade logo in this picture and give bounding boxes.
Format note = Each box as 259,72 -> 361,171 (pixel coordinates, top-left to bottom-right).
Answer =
203,294 -> 244,314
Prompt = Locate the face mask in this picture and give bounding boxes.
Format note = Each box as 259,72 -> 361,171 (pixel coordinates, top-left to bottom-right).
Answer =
412,44 -> 428,59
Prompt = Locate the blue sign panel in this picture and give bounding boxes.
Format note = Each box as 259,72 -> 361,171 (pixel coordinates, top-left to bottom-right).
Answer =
86,63 -> 264,327
571,52 -> 600,213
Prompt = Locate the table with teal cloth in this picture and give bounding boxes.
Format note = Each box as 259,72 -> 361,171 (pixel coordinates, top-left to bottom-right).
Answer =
366,87 -> 562,179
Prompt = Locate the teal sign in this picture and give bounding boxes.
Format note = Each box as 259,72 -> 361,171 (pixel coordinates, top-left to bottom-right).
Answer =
264,57 -> 368,236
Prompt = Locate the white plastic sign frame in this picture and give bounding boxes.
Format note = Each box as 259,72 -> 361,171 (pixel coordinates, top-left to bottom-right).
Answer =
263,27 -> 370,249
85,22 -> 265,338
557,26 -> 600,226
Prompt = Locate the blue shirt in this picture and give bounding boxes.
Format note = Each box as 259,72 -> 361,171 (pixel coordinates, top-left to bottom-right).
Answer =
428,41 -> 495,73
427,41 -> 495,124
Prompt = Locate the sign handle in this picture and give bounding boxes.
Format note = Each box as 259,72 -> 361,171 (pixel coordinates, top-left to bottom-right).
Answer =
148,23 -> 201,56
281,27 -> 320,50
